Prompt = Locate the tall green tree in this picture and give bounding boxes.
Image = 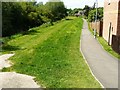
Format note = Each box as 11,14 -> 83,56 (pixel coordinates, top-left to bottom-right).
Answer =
2,2 -> 23,36
83,5 -> 91,18
45,0 -> 67,22
2,2 -> 43,36
88,8 -> 103,22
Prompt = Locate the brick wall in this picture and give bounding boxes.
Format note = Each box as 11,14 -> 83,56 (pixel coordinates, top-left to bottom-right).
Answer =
103,0 -> 119,45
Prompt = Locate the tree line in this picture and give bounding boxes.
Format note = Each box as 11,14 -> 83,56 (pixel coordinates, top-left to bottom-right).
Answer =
67,5 -> 103,22
2,0 -> 67,37
67,8 -> 82,16
2,1 -> 103,37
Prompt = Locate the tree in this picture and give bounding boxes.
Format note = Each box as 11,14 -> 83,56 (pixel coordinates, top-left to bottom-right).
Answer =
21,2 -> 43,27
45,0 -> 67,22
2,1 -> 67,37
2,2 -> 44,36
88,8 -> 103,22
2,2 -> 23,36
66,8 -> 72,16
83,5 -> 91,18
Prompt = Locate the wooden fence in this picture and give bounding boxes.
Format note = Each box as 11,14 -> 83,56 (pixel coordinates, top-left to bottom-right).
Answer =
89,21 -> 103,36
112,35 -> 120,54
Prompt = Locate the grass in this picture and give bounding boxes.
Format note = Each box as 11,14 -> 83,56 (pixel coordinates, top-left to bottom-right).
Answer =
2,17 -> 101,88
88,23 -> 120,60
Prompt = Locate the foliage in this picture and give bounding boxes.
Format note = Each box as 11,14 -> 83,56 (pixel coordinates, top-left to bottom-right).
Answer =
2,1 -> 67,37
88,8 -> 103,22
45,0 -> 67,21
2,2 -> 23,36
67,8 -> 82,16
83,5 -> 91,18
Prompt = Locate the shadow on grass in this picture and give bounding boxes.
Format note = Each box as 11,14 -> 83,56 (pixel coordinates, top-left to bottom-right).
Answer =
22,29 -> 40,35
65,18 -> 73,20
2,44 -> 21,52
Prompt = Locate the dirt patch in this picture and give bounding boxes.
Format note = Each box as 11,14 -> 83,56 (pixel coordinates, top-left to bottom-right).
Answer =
0,54 -> 40,88
0,54 -> 14,70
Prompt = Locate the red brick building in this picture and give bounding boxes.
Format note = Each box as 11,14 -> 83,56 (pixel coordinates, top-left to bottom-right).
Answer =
103,0 -> 120,53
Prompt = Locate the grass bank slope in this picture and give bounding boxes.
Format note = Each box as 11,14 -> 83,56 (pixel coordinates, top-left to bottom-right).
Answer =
2,17 -> 101,88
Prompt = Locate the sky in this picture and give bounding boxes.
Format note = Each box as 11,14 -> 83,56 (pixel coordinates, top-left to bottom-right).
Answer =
36,0 -> 104,9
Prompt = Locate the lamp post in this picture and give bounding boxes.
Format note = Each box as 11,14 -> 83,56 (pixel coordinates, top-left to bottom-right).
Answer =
94,0 -> 98,38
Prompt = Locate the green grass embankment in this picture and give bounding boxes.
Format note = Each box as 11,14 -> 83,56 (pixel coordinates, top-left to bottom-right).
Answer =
2,17 -> 101,88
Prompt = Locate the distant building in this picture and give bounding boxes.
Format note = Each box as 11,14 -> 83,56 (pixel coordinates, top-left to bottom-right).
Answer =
75,11 -> 84,17
103,0 -> 120,45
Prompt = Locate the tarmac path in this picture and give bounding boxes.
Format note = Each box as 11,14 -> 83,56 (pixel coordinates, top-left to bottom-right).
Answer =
80,19 -> 118,88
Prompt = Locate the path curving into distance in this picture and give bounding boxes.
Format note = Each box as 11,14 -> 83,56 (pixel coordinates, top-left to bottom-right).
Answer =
80,19 -> 118,88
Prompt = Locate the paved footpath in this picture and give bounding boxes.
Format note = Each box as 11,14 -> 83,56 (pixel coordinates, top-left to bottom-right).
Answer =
80,19 -> 118,88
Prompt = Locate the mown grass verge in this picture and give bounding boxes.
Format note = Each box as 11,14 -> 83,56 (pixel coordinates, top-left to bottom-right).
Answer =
88,23 -> 120,60
2,17 -> 101,88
